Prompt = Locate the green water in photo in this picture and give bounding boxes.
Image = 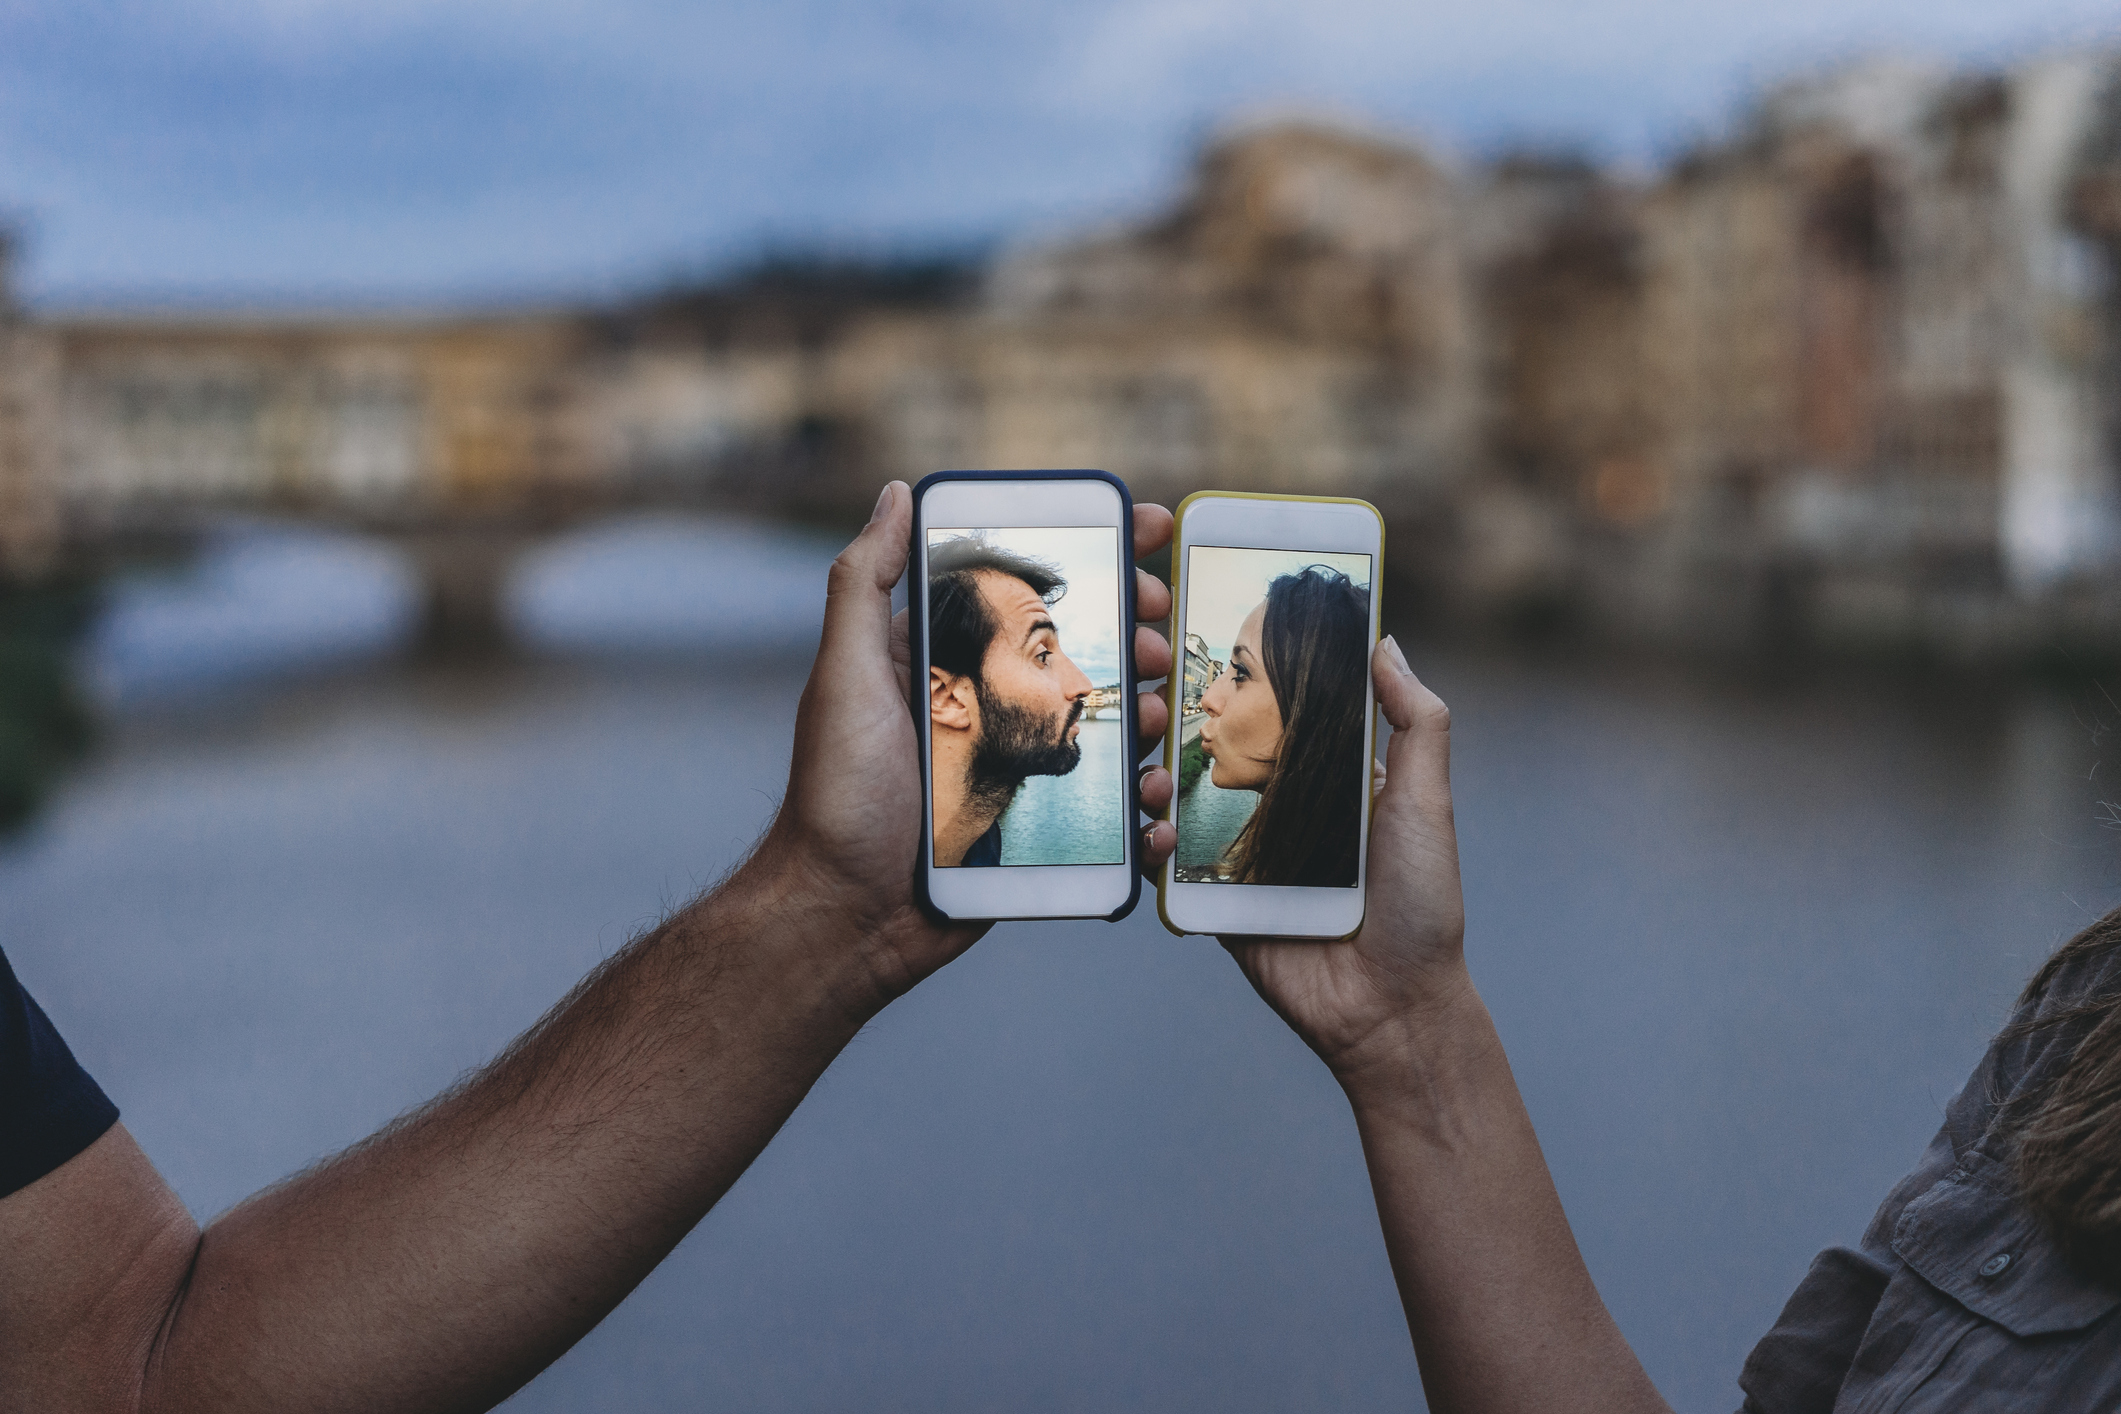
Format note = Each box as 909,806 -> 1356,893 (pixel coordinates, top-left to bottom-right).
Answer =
1173,767 -> 1259,878
997,716 -> 1127,865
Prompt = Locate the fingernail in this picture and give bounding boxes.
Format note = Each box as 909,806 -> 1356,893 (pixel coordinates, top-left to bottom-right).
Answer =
869,483 -> 893,523
1383,635 -> 1412,675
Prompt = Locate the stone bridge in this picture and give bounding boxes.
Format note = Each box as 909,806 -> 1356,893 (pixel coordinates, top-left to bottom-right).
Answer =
0,308 -> 862,647
1079,685 -> 1125,719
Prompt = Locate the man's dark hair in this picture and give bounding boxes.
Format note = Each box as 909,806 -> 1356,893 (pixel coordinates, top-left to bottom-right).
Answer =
928,535 -> 1067,683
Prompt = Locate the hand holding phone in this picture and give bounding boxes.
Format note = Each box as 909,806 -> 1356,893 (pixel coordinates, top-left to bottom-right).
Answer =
761,480 -> 1170,1004
1219,636 -> 1469,1079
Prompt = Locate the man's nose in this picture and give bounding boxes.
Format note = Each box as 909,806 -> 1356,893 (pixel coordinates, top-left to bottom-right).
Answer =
1060,655 -> 1093,697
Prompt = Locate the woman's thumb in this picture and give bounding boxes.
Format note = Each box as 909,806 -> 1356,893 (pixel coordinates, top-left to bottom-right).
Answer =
1374,636 -> 1452,811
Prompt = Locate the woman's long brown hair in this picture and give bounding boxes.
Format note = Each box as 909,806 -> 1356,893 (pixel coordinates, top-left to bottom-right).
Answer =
1226,566 -> 1371,887
2011,909 -> 2121,1272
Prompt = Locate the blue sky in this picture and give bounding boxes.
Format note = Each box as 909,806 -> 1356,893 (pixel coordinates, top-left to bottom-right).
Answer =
3,0 -> 2117,306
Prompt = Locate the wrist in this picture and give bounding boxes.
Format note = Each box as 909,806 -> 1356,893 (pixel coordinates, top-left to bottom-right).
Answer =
698,836 -> 902,1033
1327,967 -> 1496,1116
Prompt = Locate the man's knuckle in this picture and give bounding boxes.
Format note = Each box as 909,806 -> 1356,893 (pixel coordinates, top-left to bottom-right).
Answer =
826,552 -> 863,592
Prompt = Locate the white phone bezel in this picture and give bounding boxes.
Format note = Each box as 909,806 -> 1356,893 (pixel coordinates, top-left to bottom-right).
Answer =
1161,494 -> 1382,939
918,476 -> 1136,921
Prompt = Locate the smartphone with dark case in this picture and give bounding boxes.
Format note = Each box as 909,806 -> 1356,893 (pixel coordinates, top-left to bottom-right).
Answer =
910,470 -> 1141,922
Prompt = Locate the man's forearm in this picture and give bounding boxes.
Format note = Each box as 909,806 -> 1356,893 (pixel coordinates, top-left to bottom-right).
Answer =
143,840 -> 889,1414
1338,980 -> 1669,1414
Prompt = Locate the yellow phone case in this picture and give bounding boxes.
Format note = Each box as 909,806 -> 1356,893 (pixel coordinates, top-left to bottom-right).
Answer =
1155,490 -> 1386,939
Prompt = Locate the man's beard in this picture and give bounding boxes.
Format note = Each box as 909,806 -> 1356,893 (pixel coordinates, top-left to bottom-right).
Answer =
967,685 -> 1083,810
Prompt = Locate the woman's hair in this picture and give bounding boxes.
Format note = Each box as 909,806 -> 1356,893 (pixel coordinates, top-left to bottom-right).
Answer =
1225,566 -> 1371,887
2010,910 -> 2121,1273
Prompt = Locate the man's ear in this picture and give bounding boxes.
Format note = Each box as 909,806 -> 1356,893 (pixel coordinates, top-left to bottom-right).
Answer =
929,668 -> 978,731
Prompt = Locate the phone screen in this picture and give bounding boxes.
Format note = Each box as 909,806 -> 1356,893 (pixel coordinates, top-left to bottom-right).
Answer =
1174,545 -> 1373,888
925,525 -> 1127,869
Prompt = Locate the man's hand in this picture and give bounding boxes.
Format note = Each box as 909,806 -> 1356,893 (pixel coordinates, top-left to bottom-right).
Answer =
0,485 -> 1180,1414
761,481 -> 1177,1003
1221,635 -> 1467,1081
762,479 -> 984,999
1127,506 -> 1179,869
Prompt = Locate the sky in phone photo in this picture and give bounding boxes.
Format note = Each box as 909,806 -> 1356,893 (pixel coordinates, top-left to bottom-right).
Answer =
1184,547 -> 1372,662
930,527 -> 1122,686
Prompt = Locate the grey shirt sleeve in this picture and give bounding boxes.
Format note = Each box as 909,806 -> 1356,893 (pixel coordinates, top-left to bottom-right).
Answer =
1736,938 -> 2121,1413
1737,1245 -> 1894,1414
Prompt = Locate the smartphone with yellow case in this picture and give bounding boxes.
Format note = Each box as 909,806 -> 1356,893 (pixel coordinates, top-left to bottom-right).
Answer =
1157,492 -> 1383,938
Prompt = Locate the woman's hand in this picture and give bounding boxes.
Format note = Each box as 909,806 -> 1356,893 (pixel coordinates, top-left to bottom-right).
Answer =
1221,635 -> 1468,1082
1228,640 -> 1671,1414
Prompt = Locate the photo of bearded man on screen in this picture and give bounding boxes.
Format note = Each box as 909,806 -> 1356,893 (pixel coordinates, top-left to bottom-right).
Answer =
926,534 -> 1095,867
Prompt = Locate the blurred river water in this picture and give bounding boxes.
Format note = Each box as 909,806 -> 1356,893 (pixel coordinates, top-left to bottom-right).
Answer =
5,514 -> 2121,1412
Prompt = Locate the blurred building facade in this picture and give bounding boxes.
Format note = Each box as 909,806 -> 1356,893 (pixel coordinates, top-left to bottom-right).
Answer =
8,49 -> 2121,662
1617,53 -> 2121,657
578,125 -> 1479,524
0,235 -> 61,574
50,313 -> 596,523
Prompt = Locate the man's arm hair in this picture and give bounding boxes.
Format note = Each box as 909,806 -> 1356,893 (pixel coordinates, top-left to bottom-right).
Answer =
0,850 -> 888,1414
0,490 -> 1185,1414
0,488 -> 942,1414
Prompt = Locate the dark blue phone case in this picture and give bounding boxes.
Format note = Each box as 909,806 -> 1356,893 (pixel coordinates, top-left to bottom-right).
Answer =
909,469 -> 1142,923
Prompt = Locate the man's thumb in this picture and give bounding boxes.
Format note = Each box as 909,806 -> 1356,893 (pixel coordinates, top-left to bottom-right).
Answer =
819,481 -> 910,655
853,482 -> 912,590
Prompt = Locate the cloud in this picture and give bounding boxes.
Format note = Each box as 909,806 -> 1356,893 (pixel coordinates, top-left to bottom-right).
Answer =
4,0 -> 2118,300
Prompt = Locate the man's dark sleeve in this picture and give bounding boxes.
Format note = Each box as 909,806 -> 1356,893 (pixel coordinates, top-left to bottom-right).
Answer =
962,818 -> 1004,867
0,946 -> 119,1198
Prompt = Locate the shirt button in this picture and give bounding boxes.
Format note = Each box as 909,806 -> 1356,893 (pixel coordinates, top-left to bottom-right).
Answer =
1979,1253 -> 2013,1279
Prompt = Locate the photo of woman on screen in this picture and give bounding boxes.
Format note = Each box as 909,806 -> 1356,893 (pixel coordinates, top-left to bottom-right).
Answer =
1178,554 -> 1370,887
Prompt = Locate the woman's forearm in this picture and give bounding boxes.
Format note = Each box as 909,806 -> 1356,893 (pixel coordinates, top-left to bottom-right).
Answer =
1337,977 -> 1670,1414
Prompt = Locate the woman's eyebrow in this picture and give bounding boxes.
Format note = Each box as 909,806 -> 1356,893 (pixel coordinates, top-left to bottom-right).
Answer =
1232,644 -> 1258,665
